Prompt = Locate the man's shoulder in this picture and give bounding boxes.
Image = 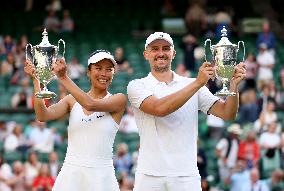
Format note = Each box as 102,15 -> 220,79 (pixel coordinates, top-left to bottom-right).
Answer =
128,75 -> 149,88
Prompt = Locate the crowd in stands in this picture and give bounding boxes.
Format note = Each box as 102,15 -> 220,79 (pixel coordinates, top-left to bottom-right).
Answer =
0,0 -> 284,191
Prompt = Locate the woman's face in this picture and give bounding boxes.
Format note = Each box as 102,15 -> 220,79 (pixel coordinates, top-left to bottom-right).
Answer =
88,59 -> 115,90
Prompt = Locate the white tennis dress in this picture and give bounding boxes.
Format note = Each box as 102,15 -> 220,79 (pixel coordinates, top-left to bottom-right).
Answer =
52,95 -> 120,191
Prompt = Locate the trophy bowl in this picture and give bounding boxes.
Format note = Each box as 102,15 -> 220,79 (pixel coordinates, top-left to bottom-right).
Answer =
204,26 -> 245,96
26,29 -> 65,99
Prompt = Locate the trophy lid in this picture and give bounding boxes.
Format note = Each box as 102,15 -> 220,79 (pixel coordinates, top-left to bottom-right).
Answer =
38,29 -> 53,47
214,26 -> 237,47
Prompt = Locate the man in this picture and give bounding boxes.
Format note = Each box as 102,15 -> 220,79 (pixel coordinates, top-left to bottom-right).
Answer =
127,32 -> 246,191
228,159 -> 250,191
240,168 -> 269,191
216,124 -> 242,182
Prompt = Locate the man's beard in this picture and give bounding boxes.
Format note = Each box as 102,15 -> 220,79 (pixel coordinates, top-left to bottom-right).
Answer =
153,65 -> 170,72
153,56 -> 170,73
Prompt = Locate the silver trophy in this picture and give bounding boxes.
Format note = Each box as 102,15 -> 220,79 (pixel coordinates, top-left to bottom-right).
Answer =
26,29 -> 65,99
204,26 -> 245,96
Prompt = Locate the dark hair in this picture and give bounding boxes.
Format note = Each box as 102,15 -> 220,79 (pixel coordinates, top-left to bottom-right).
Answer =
267,97 -> 276,104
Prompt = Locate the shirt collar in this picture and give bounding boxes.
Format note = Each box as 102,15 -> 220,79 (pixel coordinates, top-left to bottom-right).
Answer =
147,71 -> 183,85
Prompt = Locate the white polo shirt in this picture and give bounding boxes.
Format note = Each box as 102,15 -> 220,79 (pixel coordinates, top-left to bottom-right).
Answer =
127,72 -> 219,176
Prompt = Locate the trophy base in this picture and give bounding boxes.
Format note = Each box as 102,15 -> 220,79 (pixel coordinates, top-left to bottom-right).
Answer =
35,91 -> 57,99
215,90 -> 236,97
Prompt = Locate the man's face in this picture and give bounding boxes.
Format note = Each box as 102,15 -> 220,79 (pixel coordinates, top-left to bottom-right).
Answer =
144,40 -> 176,73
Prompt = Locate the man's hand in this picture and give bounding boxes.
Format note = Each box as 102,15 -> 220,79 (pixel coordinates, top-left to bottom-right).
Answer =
195,62 -> 215,87
231,62 -> 246,88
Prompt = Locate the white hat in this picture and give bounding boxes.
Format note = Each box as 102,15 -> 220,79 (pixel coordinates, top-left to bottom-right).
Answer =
227,123 -> 243,135
88,50 -> 117,67
145,32 -> 174,49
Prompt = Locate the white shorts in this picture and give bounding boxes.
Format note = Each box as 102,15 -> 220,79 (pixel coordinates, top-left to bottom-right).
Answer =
134,172 -> 202,191
52,162 -> 119,191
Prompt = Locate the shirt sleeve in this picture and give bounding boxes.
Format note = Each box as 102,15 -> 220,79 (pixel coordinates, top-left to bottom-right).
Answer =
198,86 -> 219,114
127,79 -> 153,109
216,138 -> 227,151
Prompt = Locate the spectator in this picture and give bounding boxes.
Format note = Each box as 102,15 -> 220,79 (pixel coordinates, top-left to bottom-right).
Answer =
4,124 -> 31,153
29,121 -> 54,153
161,0 -> 176,17
67,57 -> 85,83
46,0 -> 61,12
60,10 -> 74,33
240,168 -> 269,191
10,39 -> 28,85
24,119 -> 39,139
267,77 -> 277,99
254,99 -> 278,134
130,146 -> 139,176
238,89 -> 259,124
275,74 -> 284,110
32,163 -> 55,191
259,121 -> 281,178
244,53 -> 258,90
256,84 -> 274,115
1,52 -> 16,77
214,7 -> 233,39
175,63 -> 191,77
256,22 -> 276,55
48,151 -> 61,178
17,35 -> 28,52
3,35 -> 16,55
228,159 -> 250,191
179,33 -> 198,73
207,114 -> 225,141
6,161 -> 28,191
0,155 -> 12,191
11,90 -> 32,108
265,169 -> 284,191
24,151 -> 41,188
184,2 -> 207,37
256,43 -> 275,88
114,143 -> 132,176
237,131 -> 260,169
119,106 -> 138,133
216,124 -> 242,182
0,121 -> 9,142
114,47 -> 133,74
43,10 -> 60,33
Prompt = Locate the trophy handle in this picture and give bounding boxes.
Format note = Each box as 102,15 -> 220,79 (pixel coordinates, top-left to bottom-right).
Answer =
57,39 -> 66,58
25,43 -> 33,61
204,39 -> 212,63
237,41 -> 245,62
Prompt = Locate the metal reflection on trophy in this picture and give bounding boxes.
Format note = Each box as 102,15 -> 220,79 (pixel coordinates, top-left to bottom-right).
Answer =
26,29 -> 65,99
204,26 -> 245,96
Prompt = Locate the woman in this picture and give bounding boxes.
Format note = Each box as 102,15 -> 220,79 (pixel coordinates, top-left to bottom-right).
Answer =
32,163 -> 55,191
237,131 -> 260,169
24,50 -> 127,191
24,151 -> 41,189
